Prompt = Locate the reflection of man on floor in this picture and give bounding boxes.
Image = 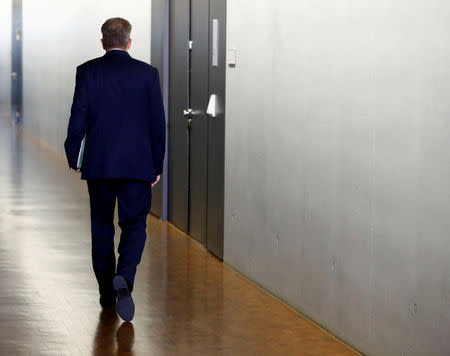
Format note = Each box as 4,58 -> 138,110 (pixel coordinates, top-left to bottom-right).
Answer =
93,309 -> 135,355
64,17 -> 166,322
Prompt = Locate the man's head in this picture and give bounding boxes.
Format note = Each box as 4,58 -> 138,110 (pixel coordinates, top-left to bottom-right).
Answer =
101,17 -> 132,51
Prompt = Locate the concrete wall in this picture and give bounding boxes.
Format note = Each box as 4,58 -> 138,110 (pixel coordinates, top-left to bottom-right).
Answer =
22,0 -> 151,154
224,1 -> 450,355
0,1 -> 12,111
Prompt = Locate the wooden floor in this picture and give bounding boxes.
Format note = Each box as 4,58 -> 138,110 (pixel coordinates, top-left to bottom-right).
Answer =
0,114 -> 359,355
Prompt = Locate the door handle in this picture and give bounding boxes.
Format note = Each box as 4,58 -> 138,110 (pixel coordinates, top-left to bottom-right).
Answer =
183,108 -> 205,119
183,108 -> 207,127
183,108 -> 193,118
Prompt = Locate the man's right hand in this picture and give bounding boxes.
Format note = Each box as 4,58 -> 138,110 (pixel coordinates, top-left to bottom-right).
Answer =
151,175 -> 161,188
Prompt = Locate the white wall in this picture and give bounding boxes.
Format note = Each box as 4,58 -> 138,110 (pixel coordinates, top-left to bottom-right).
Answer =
225,1 -> 450,355
0,0 -> 12,112
22,0 -> 151,153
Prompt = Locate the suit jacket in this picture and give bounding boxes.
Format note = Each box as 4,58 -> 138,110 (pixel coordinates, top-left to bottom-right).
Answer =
64,50 -> 166,182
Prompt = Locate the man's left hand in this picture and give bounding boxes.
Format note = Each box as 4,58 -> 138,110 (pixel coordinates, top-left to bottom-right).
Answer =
151,175 -> 161,188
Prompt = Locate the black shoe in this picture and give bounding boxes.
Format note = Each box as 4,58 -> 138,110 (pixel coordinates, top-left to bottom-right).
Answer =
99,294 -> 116,309
113,275 -> 135,322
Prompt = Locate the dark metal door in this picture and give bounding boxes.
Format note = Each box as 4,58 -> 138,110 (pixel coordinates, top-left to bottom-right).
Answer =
206,0 -> 226,258
168,0 -> 225,259
169,0 -> 209,244
11,0 -> 22,123
169,0 -> 190,231
188,0 -> 210,244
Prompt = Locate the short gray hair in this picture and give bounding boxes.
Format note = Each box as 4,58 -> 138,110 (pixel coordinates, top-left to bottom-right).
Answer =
101,17 -> 132,49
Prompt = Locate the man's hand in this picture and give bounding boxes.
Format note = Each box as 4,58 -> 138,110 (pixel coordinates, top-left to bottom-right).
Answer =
151,175 -> 161,188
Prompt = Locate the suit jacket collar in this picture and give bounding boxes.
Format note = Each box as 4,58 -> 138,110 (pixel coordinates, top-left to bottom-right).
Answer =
104,50 -> 131,58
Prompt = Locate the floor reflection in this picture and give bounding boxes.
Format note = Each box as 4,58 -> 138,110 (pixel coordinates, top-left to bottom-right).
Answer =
10,120 -> 23,186
116,322 -> 135,354
92,308 -> 135,356
0,108 -> 358,355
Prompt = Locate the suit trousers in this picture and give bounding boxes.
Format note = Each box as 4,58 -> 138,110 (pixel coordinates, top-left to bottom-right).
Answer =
87,179 -> 151,297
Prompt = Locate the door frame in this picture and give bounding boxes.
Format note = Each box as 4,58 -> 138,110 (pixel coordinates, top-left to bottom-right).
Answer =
152,0 -> 226,259
11,0 -> 23,123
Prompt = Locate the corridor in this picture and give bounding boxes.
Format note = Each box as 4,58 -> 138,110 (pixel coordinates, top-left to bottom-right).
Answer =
0,111 -> 358,355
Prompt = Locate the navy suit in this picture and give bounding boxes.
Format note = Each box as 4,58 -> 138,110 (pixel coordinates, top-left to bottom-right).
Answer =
64,50 -> 165,299
64,50 -> 165,181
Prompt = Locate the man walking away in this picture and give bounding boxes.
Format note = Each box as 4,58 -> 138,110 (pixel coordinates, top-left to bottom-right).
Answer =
64,17 -> 166,322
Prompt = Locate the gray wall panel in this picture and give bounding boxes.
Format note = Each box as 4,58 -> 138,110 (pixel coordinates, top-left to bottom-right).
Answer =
224,1 -> 450,355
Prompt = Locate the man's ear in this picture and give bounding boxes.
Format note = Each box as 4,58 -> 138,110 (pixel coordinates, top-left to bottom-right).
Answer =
101,39 -> 106,50
126,38 -> 132,51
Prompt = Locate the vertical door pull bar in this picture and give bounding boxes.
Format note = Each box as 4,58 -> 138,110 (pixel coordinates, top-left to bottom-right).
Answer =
212,19 -> 219,67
